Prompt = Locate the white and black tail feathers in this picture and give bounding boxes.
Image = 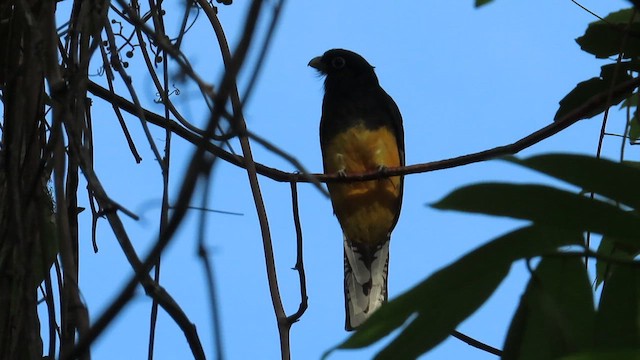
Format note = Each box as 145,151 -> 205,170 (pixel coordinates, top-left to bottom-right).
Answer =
343,236 -> 390,331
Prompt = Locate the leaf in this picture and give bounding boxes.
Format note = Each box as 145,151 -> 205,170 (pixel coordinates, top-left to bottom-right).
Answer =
432,183 -> 640,244
630,111 -> 640,141
502,257 -> 595,360
576,8 -> 640,59
554,66 -> 633,122
506,154 -> 640,211
594,236 -> 637,288
619,92 -> 638,108
559,349 -> 640,360
475,0 -> 493,7
595,264 -> 640,349
335,226 -> 582,360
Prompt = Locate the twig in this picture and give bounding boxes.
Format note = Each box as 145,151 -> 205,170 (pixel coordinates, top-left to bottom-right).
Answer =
103,18 -> 166,172
89,75 -> 640,184
43,270 -> 58,358
196,1 -> 294,359
451,330 -> 502,357
67,0 -> 263,357
178,205 -> 243,216
113,0 -> 217,100
285,181 -> 308,324
241,0 -> 286,106
131,2 -> 208,137
248,130 -> 327,196
197,176 -> 226,360
588,9 -> 636,268
97,41 -> 142,163
543,250 -> 640,268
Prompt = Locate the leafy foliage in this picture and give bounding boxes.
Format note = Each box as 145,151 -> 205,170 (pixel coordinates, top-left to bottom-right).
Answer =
326,3 -> 640,360
555,8 -> 640,123
576,9 -> 640,59
554,63 -> 635,121
330,154 -> 640,359
475,0 -> 494,8
327,3 -> 640,358
502,257 -> 595,360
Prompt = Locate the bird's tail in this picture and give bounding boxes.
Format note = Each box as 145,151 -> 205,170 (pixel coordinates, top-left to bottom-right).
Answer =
343,236 -> 389,331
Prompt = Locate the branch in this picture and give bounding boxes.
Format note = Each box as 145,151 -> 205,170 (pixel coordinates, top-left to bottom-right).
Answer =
285,181 -> 308,324
197,178 -> 226,360
90,74 -> 640,185
196,1 -> 296,360
451,330 -> 502,357
69,0 -> 264,357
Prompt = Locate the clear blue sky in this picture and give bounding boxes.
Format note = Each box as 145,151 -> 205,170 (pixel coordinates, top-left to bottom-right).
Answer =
50,0 -> 631,359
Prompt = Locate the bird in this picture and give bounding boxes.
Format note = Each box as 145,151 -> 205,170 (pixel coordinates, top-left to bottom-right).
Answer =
309,49 -> 404,331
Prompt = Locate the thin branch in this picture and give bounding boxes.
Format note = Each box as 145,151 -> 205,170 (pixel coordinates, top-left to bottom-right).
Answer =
451,330 -> 502,357
196,1 -> 293,359
113,0 -> 217,100
43,270 -> 58,358
147,0 -> 173,356
103,18 -> 166,172
241,0 -> 286,106
178,205 -> 243,216
248,130 -> 327,196
97,41 -> 143,163
131,1 -> 208,137
90,75 -> 640,184
588,9 -> 636,268
197,177 -> 226,360
285,181 -> 308,324
543,250 -> 640,268
67,0 -> 264,356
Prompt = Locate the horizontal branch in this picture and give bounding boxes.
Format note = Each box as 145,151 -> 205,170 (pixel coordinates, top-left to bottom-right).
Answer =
89,76 -> 640,184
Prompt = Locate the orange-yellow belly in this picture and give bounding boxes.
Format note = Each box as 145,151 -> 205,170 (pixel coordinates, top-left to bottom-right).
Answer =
323,123 -> 402,245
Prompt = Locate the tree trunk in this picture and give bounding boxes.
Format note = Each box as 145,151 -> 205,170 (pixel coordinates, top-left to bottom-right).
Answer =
0,1 -> 51,359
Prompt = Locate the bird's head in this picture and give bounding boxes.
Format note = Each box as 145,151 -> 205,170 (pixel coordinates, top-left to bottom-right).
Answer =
309,49 -> 379,91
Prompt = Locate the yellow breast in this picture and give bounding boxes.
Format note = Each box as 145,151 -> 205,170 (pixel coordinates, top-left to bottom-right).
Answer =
323,123 -> 402,245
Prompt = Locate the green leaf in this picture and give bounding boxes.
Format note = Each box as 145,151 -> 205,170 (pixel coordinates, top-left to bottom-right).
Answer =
335,226 -> 582,359
506,154 -> 640,211
475,0 -> 493,7
630,111 -> 640,141
594,236 -> 637,288
619,92 -> 638,108
601,61 -> 640,77
502,257 -> 595,360
576,8 -> 640,59
554,68 -> 633,121
432,183 -> 640,244
596,264 -> 640,349
559,349 -> 640,360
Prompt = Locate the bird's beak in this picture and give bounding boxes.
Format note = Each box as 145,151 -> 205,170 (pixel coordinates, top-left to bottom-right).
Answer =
308,56 -> 326,72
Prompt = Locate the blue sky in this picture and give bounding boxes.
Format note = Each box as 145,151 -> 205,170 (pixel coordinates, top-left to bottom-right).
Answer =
49,0 -> 632,359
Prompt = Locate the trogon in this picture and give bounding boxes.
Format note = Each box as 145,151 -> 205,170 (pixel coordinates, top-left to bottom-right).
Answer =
309,49 -> 404,331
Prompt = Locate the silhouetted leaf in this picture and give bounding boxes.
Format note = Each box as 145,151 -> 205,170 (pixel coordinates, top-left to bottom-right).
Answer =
502,257 -> 595,360
594,236 -> 637,288
432,183 -> 640,245
559,349 -> 640,360
576,8 -> 640,59
475,0 -> 493,7
335,226 -> 582,360
507,154 -> 640,211
554,64 -> 633,121
630,112 -> 640,141
596,264 -> 640,349
619,93 -> 638,108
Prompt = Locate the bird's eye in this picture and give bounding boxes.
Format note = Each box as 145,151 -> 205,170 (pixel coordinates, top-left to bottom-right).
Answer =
331,57 -> 346,69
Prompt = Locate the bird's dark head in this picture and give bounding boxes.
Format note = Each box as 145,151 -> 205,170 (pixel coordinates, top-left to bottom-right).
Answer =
309,49 -> 379,92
